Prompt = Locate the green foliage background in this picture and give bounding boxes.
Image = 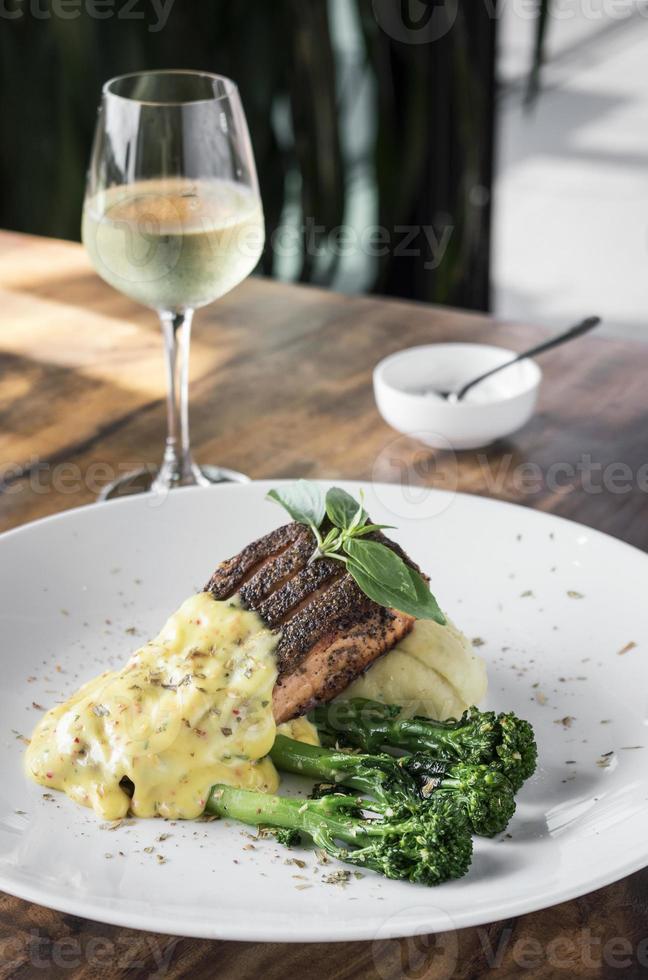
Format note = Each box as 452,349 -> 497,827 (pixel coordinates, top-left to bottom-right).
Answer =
0,1 -> 547,308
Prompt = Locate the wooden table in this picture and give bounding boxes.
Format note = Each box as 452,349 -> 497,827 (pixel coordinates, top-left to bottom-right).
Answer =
1,229 -> 647,978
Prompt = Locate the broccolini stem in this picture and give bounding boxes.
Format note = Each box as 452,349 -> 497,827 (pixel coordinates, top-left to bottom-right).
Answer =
269,734 -> 404,804
205,784 -> 304,832
206,783 -> 373,850
380,717 -> 466,757
318,708 -> 472,757
269,734 -> 347,782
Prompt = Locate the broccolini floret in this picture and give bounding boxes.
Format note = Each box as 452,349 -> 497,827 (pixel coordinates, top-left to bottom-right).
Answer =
313,698 -> 537,792
205,783 -> 473,886
271,733 -> 516,837
403,755 -> 517,837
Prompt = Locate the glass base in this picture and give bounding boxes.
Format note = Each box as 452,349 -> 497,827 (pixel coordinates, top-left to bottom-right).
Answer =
97,464 -> 250,501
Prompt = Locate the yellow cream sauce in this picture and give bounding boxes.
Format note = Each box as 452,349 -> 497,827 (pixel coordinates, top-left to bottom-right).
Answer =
25,593 -> 307,821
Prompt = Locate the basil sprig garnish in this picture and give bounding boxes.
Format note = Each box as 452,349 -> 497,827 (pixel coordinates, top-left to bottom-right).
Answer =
266,482 -> 446,625
267,480 -> 326,529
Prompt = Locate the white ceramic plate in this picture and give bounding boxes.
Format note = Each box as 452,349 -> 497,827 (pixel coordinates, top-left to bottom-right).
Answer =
1,481 -> 647,942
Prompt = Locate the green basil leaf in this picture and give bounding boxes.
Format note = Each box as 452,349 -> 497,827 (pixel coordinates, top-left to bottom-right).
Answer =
325,487 -> 366,530
320,527 -> 342,551
348,523 -> 396,537
348,492 -> 368,531
343,539 -> 417,601
346,558 -> 446,625
267,481 -> 325,529
405,565 -> 447,624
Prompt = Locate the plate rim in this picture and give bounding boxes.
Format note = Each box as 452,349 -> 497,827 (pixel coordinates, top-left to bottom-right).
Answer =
2,846 -> 648,942
1,480 -> 647,941
1,479 -> 646,566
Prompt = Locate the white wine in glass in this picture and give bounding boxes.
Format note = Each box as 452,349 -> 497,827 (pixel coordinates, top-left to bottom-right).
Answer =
82,71 -> 265,498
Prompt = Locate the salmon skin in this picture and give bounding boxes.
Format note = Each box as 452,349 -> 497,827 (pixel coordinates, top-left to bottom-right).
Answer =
205,521 -> 417,722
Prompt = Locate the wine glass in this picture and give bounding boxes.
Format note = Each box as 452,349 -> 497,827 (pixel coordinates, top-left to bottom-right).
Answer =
82,70 -> 264,499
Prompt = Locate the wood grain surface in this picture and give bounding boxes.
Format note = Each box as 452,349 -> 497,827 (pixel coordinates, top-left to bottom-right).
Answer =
1,230 -> 647,979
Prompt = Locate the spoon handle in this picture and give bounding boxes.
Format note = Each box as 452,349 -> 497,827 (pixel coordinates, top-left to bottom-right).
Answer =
456,316 -> 601,401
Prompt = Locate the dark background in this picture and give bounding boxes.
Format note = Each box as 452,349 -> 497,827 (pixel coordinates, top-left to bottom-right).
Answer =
0,0 -> 545,310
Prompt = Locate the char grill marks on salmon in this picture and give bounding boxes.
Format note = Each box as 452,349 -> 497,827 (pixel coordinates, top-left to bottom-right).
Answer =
205,521 -> 417,722
206,522 -> 306,600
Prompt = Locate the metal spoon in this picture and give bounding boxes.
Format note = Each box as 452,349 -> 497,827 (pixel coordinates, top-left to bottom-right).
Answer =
439,316 -> 601,403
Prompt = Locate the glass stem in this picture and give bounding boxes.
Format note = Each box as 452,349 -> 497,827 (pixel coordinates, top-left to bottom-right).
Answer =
154,309 -> 203,491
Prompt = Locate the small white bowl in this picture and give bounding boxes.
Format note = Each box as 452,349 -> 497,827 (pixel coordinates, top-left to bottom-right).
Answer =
373,343 -> 542,450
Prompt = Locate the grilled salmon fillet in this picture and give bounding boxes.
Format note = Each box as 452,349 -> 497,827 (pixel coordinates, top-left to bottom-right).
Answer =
205,522 -> 417,722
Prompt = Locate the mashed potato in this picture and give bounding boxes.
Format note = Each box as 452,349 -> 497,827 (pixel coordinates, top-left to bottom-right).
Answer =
336,617 -> 487,721
277,715 -> 320,745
